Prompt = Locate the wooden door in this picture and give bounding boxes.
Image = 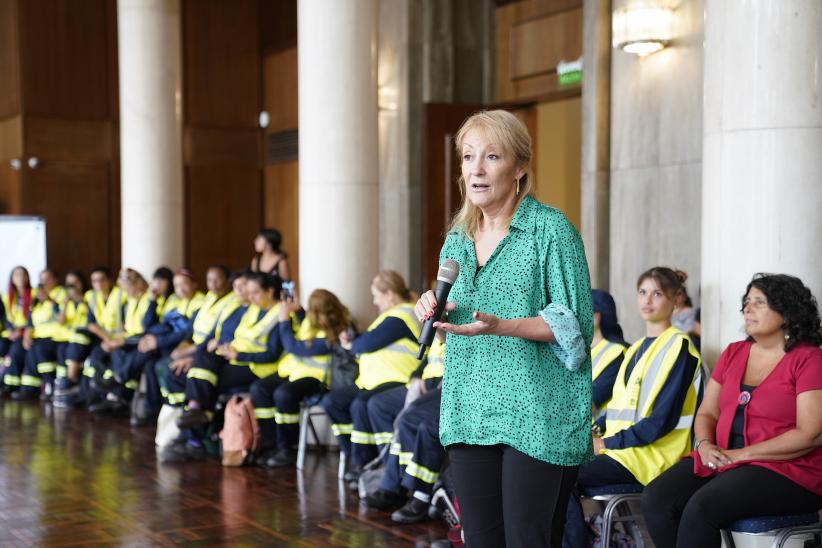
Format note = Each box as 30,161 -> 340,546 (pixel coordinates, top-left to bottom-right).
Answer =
421,103 -> 484,289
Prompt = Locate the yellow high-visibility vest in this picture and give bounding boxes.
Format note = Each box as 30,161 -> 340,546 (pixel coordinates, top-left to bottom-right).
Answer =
157,293 -> 180,321
230,304 -> 282,378
591,338 -> 627,420
421,337 -> 444,380
191,292 -> 239,345
1,288 -> 34,337
164,292 -> 205,319
123,293 -> 152,338
86,286 -> 126,335
601,326 -> 701,485
278,318 -> 332,383
55,299 -> 91,345
356,303 -> 421,390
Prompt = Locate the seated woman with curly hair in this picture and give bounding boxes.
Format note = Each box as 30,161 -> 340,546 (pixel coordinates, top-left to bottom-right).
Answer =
641,273 -> 822,548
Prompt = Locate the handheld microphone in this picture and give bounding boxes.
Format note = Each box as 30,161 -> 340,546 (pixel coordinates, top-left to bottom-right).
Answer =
417,259 -> 460,359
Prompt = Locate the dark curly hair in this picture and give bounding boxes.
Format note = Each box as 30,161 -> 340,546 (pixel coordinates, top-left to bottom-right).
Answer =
742,273 -> 822,351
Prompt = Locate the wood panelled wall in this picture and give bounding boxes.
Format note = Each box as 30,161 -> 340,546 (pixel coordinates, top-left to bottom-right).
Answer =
495,0 -> 583,102
0,0 -> 300,284
262,46 -> 299,284
182,0 -> 299,282
182,0 -> 264,280
0,0 -> 120,278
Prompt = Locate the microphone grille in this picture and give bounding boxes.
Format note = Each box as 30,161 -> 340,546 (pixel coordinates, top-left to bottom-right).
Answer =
436,259 -> 460,284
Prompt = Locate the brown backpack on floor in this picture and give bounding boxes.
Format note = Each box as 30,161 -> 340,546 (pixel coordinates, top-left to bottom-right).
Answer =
219,395 -> 259,466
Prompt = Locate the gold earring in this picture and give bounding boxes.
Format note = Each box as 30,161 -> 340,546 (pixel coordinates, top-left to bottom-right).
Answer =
515,178 -> 521,196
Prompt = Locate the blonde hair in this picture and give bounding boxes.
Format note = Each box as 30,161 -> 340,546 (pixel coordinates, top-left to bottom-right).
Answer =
372,270 -> 416,303
306,289 -> 351,345
450,110 -> 534,237
118,268 -> 147,295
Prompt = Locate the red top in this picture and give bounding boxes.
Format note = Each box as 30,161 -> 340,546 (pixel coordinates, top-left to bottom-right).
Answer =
690,340 -> 822,495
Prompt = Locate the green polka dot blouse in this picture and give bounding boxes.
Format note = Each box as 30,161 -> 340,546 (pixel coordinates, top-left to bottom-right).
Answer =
439,195 -> 595,465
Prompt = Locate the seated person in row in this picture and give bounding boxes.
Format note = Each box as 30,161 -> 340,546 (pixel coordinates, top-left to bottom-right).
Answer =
82,266 -> 127,406
1,266 -> 33,396
14,269 -> 67,400
365,338 -> 446,524
251,288 -> 351,468
91,268 -> 204,422
642,273 -> 822,548
87,269 -> 154,413
159,265 -> 238,408
564,267 -> 702,546
161,272 -> 285,462
590,289 -> 628,421
170,270 -> 249,432
321,271 -> 421,487
53,271 -> 93,407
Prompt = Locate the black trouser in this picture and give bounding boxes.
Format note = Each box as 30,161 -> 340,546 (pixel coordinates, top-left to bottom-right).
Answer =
449,443 -> 579,548
273,377 -> 324,451
321,382 -> 404,466
183,351 -> 234,410
21,338 -> 59,392
642,457 -> 822,548
82,343 -> 110,406
2,338 -> 27,390
379,387 -> 443,495
109,344 -> 147,400
564,454 -> 640,546
250,374 -> 288,450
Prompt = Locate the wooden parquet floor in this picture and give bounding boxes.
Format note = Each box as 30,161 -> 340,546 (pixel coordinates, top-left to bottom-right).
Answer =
0,399 -> 448,547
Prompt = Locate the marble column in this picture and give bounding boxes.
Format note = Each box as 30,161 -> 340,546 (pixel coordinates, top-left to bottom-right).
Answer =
608,0 -> 704,341
298,0 -> 380,324
118,0 -> 184,278
701,0 -> 822,364
378,0 -> 415,286
580,0 -> 611,291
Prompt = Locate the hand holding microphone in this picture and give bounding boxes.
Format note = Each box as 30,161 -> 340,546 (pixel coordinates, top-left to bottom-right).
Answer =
416,259 -> 460,359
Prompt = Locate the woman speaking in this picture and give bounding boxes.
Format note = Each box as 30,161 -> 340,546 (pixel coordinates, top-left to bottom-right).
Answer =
415,110 -> 593,547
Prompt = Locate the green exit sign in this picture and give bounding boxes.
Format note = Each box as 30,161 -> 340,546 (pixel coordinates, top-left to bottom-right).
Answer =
557,58 -> 582,86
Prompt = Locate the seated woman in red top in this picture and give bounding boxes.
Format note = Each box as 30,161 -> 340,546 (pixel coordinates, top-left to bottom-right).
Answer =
641,273 -> 822,548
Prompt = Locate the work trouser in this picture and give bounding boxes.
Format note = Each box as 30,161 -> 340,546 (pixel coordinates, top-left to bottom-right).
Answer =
19,338 -> 59,393
272,377 -> 325,451
1,339 -> 27,390
250,373 -> 287,450
379,387 -> 442,495
320,381 -> 403,466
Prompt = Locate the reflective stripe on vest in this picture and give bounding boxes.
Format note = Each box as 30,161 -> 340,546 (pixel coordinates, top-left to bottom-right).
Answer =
157,294 -> 178,320
215,301 -> 245,342
55,300 -> 91,344
591,339 -> 627,421
123,293 -> 151,337
601,326 -> 702,485
87,286 -> 126,335
30,286 -> 66,340
278,318 -> 332,383
31,300 -> 61,339
165,292 -> 206,319
191,292 -> 238,345
1,288 -> 34,330
230,304 -> 281,378
422,338 -> 445,380
356,303 -> 422,390
591,339 -> 626,381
